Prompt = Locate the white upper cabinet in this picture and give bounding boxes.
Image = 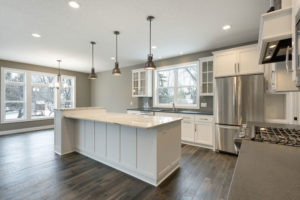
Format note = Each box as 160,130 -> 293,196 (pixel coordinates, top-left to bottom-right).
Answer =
132,69 -> 152,97
214,50 -> 236,77
213,44 -> 264,78
199,57 -> 214,95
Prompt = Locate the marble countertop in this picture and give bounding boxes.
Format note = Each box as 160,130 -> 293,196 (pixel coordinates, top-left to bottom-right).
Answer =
64,112 -> 182,129
127,108 -> 213,115
55,107 -> 105,111
228,140 -> 300,200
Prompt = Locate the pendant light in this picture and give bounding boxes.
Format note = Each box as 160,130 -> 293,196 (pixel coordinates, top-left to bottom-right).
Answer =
145,16 -> 156,70
88,41 -> 97,80
112,31 -> 121,76
49,59 -> 62,89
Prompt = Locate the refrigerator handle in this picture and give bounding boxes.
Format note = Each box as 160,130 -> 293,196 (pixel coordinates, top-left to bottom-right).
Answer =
237,76 -> 242,125
234,63 -> 237,73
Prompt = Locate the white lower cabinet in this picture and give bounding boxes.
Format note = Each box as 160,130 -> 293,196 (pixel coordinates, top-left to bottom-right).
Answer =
155,112 -> 214,148
195,122 -> 213,146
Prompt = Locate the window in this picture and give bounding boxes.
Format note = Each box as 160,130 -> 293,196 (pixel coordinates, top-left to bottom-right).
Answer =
154,62 -> 199,108
2,69 -> 26,121
1,68 -> 76,123
60,76 -> 75,108
31,73 -> 56,118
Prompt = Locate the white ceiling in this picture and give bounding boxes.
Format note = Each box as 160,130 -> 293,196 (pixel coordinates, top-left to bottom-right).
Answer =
0,0 -> 269,73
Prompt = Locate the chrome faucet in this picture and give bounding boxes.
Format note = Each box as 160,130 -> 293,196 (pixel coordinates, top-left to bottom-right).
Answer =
172,102 -> 176,111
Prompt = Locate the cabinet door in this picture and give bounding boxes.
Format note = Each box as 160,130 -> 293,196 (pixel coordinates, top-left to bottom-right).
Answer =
139,71 -> 146,96
237,46 -> 264,75
214,51 -> 236,77
200,58 -> 214,95
181,120 -> 195,142
132,72 -> 139,96
195,123 -> 213,146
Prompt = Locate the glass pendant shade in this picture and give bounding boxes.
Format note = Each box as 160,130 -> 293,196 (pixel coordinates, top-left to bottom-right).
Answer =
145,54 -> 156,70
50,59 -> 62,89
89,67 -> 97,79
112,62 -> 121,76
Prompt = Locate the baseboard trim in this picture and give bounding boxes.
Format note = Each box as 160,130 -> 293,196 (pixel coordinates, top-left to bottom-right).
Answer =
0,125 -> 54,136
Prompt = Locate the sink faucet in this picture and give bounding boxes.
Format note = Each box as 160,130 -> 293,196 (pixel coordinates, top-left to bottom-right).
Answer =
172,102 -> 176,111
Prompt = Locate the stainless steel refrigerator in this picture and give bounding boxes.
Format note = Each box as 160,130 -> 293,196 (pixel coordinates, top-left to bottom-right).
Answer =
215,74 -> 264,154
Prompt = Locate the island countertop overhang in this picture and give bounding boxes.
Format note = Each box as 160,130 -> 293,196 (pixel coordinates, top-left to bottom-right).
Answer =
63,112 -> 182,129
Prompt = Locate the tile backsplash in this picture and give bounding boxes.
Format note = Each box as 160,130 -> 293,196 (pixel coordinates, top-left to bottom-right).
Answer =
138,96 -> 213,113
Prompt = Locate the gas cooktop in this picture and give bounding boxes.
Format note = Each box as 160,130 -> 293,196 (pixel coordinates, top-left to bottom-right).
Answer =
253,126 -> 300,147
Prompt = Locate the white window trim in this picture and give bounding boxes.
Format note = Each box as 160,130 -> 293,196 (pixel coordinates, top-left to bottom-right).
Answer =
1,67 -> 76,124
1,68 -> 27,123
154,61 -> 200,109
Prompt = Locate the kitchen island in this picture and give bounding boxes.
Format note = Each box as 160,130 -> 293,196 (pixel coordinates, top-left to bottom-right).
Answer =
54,107 -> 182,186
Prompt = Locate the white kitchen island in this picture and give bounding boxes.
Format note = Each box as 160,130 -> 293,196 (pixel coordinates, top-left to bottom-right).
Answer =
54,107 -> 182,186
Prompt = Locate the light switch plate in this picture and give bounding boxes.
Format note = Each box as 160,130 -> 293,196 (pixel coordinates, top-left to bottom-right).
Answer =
201,102 -> 207,107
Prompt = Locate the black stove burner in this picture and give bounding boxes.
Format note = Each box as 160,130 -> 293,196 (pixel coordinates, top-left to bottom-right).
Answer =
254,126 -> 300,147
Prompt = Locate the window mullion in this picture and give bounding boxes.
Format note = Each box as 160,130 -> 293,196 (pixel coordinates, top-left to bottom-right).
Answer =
174,69 -> 178,106
27,71 -> 31,120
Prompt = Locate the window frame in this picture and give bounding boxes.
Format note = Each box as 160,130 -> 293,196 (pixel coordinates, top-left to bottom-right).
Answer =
154,61 -> 199,109
1,68 -> 27,123
30,72 -> 57,120
1,67 -> 76,124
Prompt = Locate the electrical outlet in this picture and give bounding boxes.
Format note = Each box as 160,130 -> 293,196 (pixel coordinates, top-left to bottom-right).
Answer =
130,101 -> 133,106
201,103 -> 207,108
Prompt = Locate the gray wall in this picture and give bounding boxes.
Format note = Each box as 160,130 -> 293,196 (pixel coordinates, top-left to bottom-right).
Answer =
91,42 -> 256,113
0,60 -> 91,131
91,50 -> 213,113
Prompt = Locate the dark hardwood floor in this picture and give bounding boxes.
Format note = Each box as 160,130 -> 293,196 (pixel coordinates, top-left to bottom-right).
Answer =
0,130 -> 237,200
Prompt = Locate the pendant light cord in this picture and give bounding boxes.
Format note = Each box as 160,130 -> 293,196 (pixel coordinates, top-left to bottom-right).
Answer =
92,43 -> 94,70
116,34 -> 118,62
149,18 -> 152,56
57,60 -> 61,76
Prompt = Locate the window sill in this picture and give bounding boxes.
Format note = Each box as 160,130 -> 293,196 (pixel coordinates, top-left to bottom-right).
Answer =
1,117 -> 54,124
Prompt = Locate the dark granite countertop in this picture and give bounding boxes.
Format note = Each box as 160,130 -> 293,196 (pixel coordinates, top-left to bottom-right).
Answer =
127,108 -> 213,115
228,140 -> 300,200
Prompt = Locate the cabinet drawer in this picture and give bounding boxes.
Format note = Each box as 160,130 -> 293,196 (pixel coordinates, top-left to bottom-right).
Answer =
179,114 -> 195,122
156,112 -> 179,118
194,115 -> 213,122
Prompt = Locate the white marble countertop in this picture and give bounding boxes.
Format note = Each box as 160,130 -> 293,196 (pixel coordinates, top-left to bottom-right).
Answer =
55,107 -> 105,111
63,112 -> 182,129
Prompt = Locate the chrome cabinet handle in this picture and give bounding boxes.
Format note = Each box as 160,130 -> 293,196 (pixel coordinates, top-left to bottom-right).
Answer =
234,63 -> 237,73
238,63 -> 240,73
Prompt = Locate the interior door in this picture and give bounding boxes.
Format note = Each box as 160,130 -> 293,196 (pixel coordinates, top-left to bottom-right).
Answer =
215,76 -> 241,125
237,46 -> 264,75
214,50 -> 236,77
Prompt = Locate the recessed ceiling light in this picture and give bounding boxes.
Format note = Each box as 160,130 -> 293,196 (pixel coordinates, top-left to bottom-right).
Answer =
32,33 -> 41,38
69,1 -> 80,9
110,57 -> 115,60
152,46 -> 157,49
223,25 -> 231,30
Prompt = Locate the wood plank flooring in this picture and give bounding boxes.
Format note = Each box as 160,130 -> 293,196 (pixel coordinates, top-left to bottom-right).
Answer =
0,130 -> 237,200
